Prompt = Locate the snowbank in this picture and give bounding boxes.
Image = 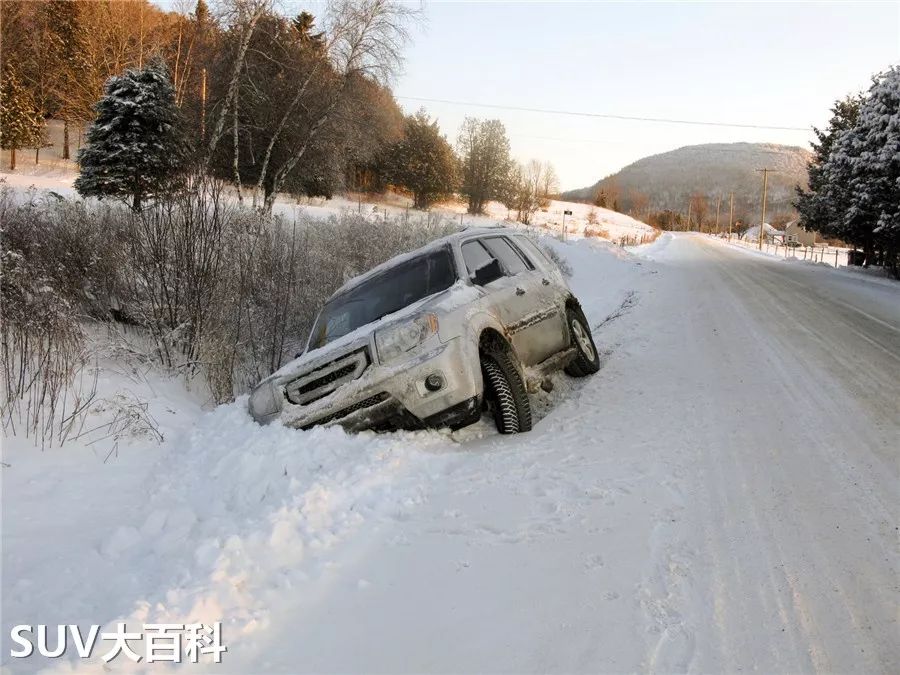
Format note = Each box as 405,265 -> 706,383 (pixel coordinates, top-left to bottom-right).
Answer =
1,232 -> 648,672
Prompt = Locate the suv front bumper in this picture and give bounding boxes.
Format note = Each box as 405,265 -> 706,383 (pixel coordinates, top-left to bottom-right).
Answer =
253,337 -> 482,432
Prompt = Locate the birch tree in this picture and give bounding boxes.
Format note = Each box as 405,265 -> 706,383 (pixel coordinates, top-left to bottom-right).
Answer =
258,0 -> 419,212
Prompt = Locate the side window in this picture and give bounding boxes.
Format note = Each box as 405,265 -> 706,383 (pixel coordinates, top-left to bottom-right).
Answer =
461,240 -> 496,277
506,237 -> 537,270
482,237 -> 529,276
512,236 -> 549,268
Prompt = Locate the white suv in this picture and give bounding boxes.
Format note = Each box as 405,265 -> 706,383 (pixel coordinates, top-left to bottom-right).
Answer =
248,227 -> 600,434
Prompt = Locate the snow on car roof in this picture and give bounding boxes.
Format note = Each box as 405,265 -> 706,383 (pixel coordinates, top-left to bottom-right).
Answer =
328,226 -> 515,300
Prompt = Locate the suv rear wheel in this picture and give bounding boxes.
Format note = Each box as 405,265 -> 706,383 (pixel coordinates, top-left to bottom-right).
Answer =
564,306 -> 601,377
480,348 -> 532,434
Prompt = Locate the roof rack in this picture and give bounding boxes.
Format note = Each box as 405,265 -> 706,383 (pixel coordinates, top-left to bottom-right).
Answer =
460,221 -> 508,231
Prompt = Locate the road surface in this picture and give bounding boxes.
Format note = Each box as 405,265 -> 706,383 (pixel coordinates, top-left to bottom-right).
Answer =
221,234 -> 899,673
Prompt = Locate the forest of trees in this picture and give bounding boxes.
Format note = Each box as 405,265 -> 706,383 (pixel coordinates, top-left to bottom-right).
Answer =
0,0 -> 558,218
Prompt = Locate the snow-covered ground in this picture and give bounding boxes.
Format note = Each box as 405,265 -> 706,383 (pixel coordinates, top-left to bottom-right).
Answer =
3,231 -> 898,673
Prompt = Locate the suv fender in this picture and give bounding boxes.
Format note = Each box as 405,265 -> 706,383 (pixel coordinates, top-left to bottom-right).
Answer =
461,309 -> 524,364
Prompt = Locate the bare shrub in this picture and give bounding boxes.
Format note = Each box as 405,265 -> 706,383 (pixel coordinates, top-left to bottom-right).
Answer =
585,226 -> 610,239
121,176 -> 234,371
74,391 -> 164,461
0,285 -> 93,448
202,208 -> 458,401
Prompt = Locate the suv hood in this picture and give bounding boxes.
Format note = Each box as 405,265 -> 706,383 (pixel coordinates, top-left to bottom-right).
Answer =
263,280 -> 475,388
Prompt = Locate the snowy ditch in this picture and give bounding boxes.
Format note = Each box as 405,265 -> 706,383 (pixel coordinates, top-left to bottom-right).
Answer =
1,233 -> 654,672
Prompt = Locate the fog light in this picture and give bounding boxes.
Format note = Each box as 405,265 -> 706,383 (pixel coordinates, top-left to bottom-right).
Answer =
424,373 -> 444,391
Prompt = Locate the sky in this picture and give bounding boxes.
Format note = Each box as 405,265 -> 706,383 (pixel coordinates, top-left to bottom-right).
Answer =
157,1 -> 900,190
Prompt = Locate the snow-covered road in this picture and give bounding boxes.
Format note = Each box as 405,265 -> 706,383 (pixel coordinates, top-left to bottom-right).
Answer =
224,234 -> 900,673
3,233 -> 898,673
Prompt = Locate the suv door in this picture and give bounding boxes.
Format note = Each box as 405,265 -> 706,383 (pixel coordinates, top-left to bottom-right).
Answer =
462,236 -> 563,365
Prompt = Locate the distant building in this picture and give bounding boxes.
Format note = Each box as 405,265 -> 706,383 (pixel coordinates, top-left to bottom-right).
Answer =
741,223 -> 784,243
783,220 -> 818,247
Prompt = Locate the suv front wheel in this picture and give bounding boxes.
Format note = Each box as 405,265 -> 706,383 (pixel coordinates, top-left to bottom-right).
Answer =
480,348 -> 533,434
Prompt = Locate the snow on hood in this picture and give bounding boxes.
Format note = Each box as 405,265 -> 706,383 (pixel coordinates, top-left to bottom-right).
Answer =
267,280 -> 479,384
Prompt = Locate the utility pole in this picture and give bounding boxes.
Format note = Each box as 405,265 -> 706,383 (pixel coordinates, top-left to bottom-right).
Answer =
728,191 -> 734,240
756,169 -> 773,250
686,200 -> 692,232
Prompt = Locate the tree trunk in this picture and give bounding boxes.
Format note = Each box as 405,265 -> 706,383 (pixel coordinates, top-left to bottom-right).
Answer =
262,98 -> 340,214
62,120 -> 70,160
35,146 -> 40,164
132,192 -> 142,212
252,64 -> 322,200
203,7 -> 262,170
9,147 -> 16,171
232,90 -> 243,203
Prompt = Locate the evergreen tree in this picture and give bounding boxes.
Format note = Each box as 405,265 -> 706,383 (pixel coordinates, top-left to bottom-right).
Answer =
42,0 -> 88,160
795,94 -> 862,238
194,0 -> 210,24
384,110 -> 457,209
457,118 -> 512,214
293,11 -> 325,49
0,67 -> 45,171
75,59 -> 185,211
830,67 -> 900,271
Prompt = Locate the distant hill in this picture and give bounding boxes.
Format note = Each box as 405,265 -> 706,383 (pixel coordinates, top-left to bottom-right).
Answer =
561,142 -> 812,224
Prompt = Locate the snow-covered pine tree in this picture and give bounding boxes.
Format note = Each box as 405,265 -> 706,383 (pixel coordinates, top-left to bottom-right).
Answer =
795,95 -> 862,237
0,67 -> 45,171
75,58 -> 184,211
848,67 -> 900,273
819,67 -> 900,272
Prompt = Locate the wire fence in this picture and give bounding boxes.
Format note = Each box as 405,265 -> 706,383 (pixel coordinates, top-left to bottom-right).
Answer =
722,235 -> 850,268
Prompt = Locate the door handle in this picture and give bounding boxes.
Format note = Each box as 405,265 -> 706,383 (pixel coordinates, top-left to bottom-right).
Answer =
541,278 -> 550,286
515,287 -> 526,296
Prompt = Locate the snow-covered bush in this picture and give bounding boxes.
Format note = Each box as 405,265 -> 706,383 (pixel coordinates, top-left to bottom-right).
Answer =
0,189 -> 99,448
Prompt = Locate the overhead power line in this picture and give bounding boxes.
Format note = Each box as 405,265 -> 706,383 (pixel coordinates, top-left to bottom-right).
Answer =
397,96 -> 811,132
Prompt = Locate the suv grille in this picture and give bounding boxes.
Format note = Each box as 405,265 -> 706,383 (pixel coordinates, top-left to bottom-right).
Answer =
293,363 -> 356,398
303,392 -> 391,429
284,348 -> 370,405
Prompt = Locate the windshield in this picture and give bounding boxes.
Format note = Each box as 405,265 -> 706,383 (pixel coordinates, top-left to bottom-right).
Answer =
308,246 -> 457,350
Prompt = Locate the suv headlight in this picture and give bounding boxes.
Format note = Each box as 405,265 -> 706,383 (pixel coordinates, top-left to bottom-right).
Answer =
375,313 -> 439,364
249,380 -> 280,421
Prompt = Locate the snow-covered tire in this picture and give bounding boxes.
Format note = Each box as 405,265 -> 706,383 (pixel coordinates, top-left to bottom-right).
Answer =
480,349 -> 532,434
564,306 -> 601,377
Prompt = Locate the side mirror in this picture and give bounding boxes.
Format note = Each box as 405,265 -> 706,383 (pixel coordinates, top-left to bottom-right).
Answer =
472,258 -> 503,286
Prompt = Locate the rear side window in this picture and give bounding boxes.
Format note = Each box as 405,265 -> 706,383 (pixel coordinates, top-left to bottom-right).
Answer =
511,236 -> 548,268
462,240 -> 496,277
482,237 -> 529,276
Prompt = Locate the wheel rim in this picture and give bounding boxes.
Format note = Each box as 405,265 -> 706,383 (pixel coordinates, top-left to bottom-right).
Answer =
572,319 -> 596,361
